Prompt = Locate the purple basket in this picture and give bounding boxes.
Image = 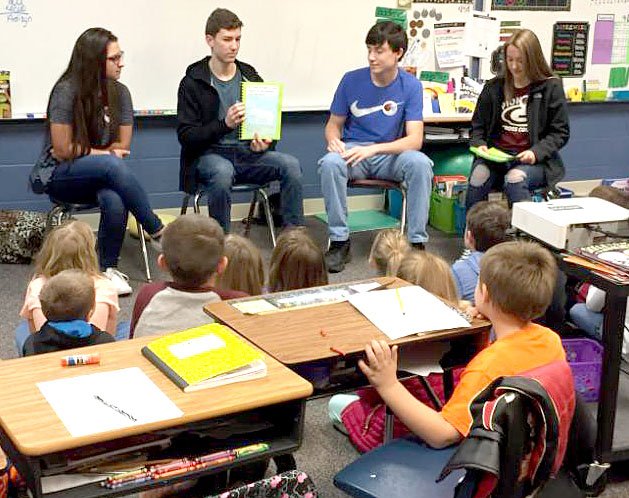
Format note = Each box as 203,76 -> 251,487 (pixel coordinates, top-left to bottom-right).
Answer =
562,338 -> 603,402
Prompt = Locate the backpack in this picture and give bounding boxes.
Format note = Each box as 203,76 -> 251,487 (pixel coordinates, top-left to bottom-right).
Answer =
0,210 -> 46,263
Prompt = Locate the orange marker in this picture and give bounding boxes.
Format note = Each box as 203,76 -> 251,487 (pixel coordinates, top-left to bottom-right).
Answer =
61,353 -> 100,366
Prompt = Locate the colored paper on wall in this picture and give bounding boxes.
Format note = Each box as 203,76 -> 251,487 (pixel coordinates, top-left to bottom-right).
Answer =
434,22 -> 466,68
592,15 -> 614,64
491,0 -> 570,10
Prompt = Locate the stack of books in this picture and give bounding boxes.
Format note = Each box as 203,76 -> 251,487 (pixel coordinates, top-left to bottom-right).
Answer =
567,241 -> 629,284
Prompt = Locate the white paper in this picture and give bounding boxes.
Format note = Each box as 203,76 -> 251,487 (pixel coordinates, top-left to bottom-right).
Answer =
232,299 -> 279,314
41,474 -> 108,494
169,334 -> 225,359
38,367 -> 183,438
434,22 -> 466,69
348,281 -> 382,293
348,286 -> 470,340
398,342 -> 449,377
463,12 -> 500,59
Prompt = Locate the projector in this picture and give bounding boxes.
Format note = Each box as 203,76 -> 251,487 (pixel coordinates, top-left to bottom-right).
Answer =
511,197 -> 629,250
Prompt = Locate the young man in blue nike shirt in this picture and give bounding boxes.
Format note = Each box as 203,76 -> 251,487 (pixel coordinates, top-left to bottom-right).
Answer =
319,21 -> 433,273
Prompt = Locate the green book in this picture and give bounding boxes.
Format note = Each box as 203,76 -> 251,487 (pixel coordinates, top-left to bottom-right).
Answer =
469,146 -> 515,163
239,82 -> 283,141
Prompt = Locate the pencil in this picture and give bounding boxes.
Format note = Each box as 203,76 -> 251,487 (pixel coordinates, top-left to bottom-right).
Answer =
395,288 -> 405,315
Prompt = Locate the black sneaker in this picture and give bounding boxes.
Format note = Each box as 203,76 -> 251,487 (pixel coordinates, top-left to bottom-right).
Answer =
325,240 -> 351,273
411,242 -> 426,251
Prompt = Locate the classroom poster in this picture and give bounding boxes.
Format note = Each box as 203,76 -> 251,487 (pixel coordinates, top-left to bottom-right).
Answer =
551,22 -> 589,77
463,12 -> 500,59
434,22 -> 465,68
592,15 -> 614,64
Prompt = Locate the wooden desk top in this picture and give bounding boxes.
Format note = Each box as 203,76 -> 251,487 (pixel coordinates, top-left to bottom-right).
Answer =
204,277 -> 491,365
0,336 -> 312,456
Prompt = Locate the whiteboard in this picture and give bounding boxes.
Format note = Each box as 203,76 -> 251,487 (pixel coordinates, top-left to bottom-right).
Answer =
1,0 -> 472,117
482,2 -> 629,90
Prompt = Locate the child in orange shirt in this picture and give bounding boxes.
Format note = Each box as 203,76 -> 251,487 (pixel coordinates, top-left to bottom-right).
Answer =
359,240 -> 567,448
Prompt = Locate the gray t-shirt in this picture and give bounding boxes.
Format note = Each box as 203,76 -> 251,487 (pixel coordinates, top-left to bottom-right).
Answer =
45,79 -> 133,153
212,68 -> 241,145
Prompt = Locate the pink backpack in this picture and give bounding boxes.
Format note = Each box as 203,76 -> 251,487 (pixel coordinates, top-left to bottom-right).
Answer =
340,370 -> 462,453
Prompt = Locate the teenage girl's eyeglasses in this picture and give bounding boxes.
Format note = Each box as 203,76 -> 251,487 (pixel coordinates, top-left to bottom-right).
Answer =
106,52 -> 124,64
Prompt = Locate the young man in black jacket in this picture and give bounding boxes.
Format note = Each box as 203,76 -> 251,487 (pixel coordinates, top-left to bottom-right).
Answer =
176,8 -> 304,232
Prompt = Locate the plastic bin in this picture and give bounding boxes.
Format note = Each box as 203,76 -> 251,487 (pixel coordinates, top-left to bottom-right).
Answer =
454,203 -> 466,236
388,189 -> 403,220
562,338 -> 603,402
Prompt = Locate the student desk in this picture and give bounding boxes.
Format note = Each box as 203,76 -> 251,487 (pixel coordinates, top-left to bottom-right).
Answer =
558,257 -> 629,468
0,337 -> 312,498
203,277 -> 491,375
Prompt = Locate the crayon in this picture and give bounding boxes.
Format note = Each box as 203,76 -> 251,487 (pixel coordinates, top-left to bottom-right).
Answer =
330,346 -> 345,356
196,449 -> 234,463
235,443 -> 270,457
320,328 -> 327,337
61,353 -> 100,366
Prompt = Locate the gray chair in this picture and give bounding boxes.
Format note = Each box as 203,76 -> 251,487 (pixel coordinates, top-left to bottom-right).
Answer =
180,183 -> 277,247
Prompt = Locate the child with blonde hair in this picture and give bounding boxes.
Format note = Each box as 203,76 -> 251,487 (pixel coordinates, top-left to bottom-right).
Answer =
397,251 -> 460,304
216,234 -> 265,296
269,228 -> 328,292
17,220 -> 120,355
369,229 -> 410,276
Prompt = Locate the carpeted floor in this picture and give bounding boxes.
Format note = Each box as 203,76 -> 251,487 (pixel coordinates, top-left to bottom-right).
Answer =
2,215 -> 629,497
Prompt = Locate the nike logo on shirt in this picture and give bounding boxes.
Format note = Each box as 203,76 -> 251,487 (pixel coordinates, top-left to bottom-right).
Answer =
350,100 -> 403,118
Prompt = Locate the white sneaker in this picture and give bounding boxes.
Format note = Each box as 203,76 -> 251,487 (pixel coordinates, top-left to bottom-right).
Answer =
104,268 -> 133,296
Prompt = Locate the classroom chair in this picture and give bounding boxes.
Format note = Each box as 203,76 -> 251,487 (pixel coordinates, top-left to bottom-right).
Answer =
335,361 -> 579,498
46,198 -> 152,281
348,179 -> 407,234
180,183 -> 277,247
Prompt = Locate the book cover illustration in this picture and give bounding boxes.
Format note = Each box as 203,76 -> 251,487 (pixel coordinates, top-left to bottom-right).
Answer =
577,241 -> 629,272
239,82 -> 283,140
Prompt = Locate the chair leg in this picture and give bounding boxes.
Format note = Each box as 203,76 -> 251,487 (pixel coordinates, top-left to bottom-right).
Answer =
243,191 -> 258,238
180,194 -> 191,215
193,192 -> 202,215
399,187 -> 408,235
258,188 -> 277,247
46,205 -> 64,233
136,219 -> 152,282
418,376 -> 443,410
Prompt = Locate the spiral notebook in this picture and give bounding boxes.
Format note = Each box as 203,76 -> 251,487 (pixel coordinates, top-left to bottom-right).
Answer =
239,81 -> 283,140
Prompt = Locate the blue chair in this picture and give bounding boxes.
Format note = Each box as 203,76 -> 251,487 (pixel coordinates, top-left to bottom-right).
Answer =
180,183 -> 277,247
333,437 -> 464,498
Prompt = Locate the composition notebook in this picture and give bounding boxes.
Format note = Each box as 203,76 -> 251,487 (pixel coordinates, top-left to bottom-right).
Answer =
239,81 -> 283,140
469,146 -> 515,163
142,323 -> 267,392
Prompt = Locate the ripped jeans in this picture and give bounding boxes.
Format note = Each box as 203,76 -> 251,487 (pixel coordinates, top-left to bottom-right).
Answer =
465,159 -> 546,210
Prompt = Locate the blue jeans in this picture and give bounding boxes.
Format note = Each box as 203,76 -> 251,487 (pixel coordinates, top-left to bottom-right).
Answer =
569,304 -> 603,340
465,159 -> 546,210
318,143 -> 433,243
47,155 -> 163,270
195,145 -> 304,232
